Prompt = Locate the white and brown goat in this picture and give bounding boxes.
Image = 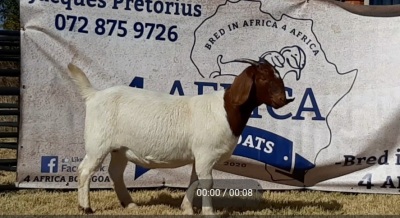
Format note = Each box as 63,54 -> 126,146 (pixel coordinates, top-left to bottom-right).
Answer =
67,58 -> 293,216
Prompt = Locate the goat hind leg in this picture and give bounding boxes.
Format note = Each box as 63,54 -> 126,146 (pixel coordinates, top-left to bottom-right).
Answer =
109,150 -> 137,209
78,153 -> 108,214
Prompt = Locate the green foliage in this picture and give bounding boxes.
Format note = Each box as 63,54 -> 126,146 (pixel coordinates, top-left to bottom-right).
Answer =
0,0 -> 20,30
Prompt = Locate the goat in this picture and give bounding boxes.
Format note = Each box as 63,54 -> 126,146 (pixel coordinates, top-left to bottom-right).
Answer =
67,58 -> 294,216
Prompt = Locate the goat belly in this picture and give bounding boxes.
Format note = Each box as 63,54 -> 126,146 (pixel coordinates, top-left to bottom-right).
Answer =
124,148 -> 193,169
115,124 -> 194,168
113,121 -> 194,168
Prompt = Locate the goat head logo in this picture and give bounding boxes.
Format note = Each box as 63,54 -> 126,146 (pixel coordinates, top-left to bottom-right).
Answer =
210,45 -> 306,81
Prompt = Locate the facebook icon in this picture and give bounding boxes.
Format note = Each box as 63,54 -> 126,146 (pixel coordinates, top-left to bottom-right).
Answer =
41,156 -> 58,173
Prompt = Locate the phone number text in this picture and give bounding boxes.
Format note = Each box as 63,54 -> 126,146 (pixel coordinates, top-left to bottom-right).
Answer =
55,14 -> 178,42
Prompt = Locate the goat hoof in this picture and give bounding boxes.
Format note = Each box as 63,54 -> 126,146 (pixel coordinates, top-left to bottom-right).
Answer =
122,202 -> 138,209
79,206 -> 94,214
182,208 -> 194,215
180,202 -> 193,214
84,208 -> 94,214
201,210 -> 217,217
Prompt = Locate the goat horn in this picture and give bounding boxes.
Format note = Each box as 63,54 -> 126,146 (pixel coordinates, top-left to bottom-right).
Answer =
259,51 -> 285,67
259,51 -> 274,59
258,57 -> 267,64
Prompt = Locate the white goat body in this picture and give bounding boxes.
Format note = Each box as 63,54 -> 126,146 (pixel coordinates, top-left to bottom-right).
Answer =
84,85 -> 238,168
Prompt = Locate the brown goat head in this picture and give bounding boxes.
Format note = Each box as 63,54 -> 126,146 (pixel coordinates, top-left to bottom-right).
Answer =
229,58 -> 294,109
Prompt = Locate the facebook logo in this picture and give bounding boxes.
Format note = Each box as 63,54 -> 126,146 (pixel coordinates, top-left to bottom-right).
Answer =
41,156 -> 58,173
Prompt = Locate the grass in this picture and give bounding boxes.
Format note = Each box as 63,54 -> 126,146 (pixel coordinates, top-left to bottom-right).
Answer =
1,62 -> 400,216
1,182 -> 400,215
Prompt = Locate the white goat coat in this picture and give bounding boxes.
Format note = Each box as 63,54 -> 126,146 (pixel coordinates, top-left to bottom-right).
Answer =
82,85 -> 239,169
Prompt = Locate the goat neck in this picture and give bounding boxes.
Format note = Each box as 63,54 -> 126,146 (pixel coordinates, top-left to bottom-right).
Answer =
223,86 -> 260,137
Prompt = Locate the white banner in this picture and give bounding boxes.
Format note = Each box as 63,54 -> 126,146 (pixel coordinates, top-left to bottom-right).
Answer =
17,0 -> 400,194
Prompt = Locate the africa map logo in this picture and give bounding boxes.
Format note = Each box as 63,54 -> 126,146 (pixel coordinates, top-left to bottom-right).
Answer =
133,0 -> 358,185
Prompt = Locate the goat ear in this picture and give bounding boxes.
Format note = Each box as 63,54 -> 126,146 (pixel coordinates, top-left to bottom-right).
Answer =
230,67 -> 255,106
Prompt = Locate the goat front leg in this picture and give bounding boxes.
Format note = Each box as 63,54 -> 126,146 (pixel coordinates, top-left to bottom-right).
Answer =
195,158 -> 217,216
181,163 -> 199,215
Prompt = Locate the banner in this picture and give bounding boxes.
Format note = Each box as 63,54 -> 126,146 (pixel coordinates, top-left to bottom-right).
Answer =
17,0 -> 400,194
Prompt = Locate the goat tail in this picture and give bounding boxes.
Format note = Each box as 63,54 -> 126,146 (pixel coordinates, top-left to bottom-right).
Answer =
67,63 -> 97,100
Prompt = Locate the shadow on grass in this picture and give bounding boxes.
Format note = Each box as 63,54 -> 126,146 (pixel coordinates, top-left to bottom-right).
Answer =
137,190 -> 342,215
